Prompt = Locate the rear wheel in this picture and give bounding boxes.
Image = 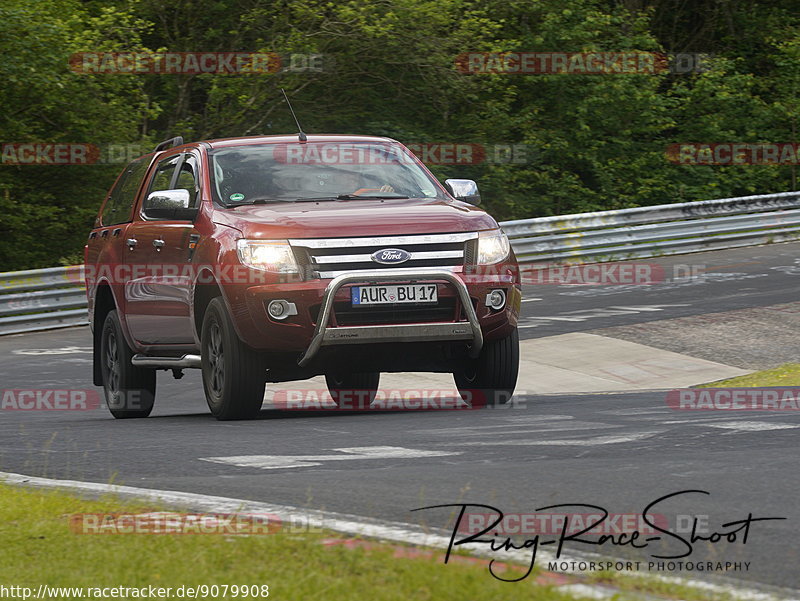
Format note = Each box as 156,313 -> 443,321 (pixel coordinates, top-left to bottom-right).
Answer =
454,329 -> 519,407
100,310 -> 156,418
201,297 -> 267,420
325,372 -> 381,409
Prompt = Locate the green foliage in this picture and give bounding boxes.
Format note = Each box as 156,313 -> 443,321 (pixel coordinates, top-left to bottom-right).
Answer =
0,0 -> 797,269
0,0 -> 154,270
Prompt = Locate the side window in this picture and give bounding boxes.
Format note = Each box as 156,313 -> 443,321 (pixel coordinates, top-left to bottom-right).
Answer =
146,154 -> 181,195
174,156 -> 200,207
101,158 -> 150,226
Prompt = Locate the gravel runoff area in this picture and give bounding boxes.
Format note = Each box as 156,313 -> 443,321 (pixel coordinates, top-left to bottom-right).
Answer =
593,301 -> 800,371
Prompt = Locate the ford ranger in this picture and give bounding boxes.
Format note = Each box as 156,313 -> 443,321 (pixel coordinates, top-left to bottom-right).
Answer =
85,134 -> 520,420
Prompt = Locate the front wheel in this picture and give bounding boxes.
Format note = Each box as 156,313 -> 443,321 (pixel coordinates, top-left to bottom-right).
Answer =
100,310 -> 156,418
325,372 -> 380,409
454,329 -> 519,407
201,297 -> 267,420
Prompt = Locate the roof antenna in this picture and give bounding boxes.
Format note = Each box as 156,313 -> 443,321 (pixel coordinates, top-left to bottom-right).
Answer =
281,88 -> 307,142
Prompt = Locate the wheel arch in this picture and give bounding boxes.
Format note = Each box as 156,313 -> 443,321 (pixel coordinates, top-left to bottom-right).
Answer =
92,282 -> 117,386
192,270 -> 225,344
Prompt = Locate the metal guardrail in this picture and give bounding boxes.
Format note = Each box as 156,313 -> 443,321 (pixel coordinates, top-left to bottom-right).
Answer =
501,191 -> 800,263
2,191 -> 799,335
0,266 -> 87,335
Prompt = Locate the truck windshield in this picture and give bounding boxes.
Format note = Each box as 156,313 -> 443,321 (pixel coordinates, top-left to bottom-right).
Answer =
209,142 -> 443,205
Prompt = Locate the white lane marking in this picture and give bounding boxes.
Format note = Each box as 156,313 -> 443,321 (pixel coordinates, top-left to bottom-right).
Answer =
772,264 -> 800,275
607,305 -> 691,312
556,584 -> 616,599
603,408 -> 672,416
558,272 -> 767,297
518,304 -> 690,328
12,346 -> 93,355
427,423 -> 616,438
521,297 -> 543,303
0,471 -> 791,601
662,418 -> 739,425
477,426 -> 615,436
200,446 -> 461,470
453,431 -> 663,447
705,421 -> 800,432
414,415 -> 578,433
661,414 -> 796,425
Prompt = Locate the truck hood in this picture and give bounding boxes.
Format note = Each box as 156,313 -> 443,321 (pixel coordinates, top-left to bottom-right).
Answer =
211,197 -> 499,239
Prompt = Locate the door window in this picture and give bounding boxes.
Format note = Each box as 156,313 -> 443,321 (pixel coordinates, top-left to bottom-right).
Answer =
146,154 -> 181,195
174,156 -> 200,207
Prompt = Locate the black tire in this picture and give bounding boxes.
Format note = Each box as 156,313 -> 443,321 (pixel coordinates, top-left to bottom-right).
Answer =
325,372 -> 381,409
100,310 -> 156,418
201,297 -> 267,420
454,328 -> 519,407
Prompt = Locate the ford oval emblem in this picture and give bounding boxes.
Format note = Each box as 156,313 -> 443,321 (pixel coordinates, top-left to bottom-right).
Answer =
371,248 -> 411,265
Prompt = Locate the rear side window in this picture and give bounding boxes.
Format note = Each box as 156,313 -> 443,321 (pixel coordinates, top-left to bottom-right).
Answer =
102,158 -> 150,226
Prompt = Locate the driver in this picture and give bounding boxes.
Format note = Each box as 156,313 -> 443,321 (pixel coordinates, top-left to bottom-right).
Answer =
332,167 -> 394,195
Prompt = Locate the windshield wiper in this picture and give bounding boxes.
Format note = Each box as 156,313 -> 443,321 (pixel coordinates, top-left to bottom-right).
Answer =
225,198 -> 278,207
295,193 -> 410,201
227,194 -> 411,206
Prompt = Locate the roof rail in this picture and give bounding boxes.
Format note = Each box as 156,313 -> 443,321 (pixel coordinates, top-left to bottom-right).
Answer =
153,136 -> 185,152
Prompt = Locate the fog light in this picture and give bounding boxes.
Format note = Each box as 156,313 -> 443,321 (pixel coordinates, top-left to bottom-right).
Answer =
268,300 -> 298,320
485,289 -> 506,310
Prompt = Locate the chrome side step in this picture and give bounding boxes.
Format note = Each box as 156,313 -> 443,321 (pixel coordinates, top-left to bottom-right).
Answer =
131,354 -> 201,369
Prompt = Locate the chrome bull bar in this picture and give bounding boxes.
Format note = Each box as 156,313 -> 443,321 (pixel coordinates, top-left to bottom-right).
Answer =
297,269 -> 483,367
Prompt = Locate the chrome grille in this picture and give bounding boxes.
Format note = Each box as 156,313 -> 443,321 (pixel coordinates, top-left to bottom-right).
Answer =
289,232 -> 477,279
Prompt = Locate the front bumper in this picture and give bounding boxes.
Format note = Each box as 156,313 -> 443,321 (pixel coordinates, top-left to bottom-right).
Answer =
225,261 -> 520,358
297,269 -> 483,367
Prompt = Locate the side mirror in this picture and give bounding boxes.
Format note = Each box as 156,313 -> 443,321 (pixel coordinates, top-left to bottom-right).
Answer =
444,179 -> 481,205
143,189 -> 198,221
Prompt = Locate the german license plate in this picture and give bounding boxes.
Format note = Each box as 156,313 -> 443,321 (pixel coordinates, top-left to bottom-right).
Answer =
351,284 -> 437,306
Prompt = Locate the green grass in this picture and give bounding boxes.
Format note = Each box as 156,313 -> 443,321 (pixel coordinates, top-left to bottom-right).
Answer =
0,483 -> 576,601
586,569 -> 736,601
699,363 -> 800,387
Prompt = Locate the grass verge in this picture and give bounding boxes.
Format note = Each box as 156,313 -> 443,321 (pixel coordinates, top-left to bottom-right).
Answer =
0,482 -> 576,601
698,363 -> 800,387
587,568 -> 737,601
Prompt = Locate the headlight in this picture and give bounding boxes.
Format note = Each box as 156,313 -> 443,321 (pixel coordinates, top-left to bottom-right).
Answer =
236,239 -> 299,273
477,229 -> 510,265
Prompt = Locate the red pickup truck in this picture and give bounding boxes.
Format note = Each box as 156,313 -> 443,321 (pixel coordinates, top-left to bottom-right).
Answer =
85,135 -> 521,420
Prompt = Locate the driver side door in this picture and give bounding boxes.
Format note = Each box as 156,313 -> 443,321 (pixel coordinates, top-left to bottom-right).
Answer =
123,152 -> 201,346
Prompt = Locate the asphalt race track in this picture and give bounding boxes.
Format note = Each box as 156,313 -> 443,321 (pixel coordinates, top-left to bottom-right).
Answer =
2,242 -> 800,592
